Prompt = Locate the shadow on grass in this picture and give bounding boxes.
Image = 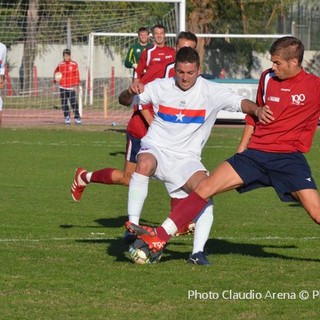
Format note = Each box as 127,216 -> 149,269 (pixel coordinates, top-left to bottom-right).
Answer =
109,151 -> 126,157
60,216 -> 159,230
204,238 -> 320,262
62,216 -> 320,264
74,236 -> 320,264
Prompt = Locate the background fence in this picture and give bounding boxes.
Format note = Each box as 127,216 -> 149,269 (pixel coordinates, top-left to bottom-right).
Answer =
0,0 -> 319,127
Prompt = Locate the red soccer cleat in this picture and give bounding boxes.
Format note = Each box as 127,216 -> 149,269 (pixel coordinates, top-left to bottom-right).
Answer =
125,221 -> 167,252
71,167 -> 87,202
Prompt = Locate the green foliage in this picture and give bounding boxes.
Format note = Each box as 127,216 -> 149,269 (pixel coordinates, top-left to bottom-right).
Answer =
195,0 -> 296,77
0,1 -> 175,46
0,126 -> 320,319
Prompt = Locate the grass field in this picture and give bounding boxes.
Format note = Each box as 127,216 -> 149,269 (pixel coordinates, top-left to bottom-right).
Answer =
1,126 -> 320,319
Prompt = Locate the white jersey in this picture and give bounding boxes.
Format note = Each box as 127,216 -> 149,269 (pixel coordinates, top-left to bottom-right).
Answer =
136,76 -> 244,158
0,42 -> 6,76
0,42 -> 7,111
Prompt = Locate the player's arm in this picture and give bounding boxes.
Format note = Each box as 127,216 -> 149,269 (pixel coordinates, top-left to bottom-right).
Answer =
118,82 -> 145,106
134,49 -> 147,80
140,108 -> 154,126
240,99 -> 274,125
237,124 -> 254,153
124,47 -> 134,69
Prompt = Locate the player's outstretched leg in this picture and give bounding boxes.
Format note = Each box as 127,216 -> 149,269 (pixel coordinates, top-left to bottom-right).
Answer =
71,167 -> 88,202
125,222 -> 166,252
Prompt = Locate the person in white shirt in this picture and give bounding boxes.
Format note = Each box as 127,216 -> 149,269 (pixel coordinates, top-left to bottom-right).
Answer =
120,47 -> 265,265
0,42 -> 7,127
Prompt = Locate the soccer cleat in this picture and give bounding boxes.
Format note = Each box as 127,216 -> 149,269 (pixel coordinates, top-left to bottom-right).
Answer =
125,221 -> 166,252
65,116 -> 71,124
75,118 -> 82,125
123,229 -> 137,245
187,251 -> 211,266
175,221 -> 195,236
71,167 -> 87,202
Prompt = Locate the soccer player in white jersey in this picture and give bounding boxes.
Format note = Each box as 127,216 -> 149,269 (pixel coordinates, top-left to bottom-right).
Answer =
0,42 -> 7,127
120,47 -> 272,265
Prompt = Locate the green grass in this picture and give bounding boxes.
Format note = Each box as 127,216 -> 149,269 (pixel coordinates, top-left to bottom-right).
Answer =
0,126 -> 320,319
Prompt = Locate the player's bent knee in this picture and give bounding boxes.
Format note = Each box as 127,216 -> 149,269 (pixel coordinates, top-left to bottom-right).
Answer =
195,180 -> 214,200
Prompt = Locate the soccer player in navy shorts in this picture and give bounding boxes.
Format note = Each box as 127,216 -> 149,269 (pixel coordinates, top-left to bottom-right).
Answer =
125,36 -> 320,256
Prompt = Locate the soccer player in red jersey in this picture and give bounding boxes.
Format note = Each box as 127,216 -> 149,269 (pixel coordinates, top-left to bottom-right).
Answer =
126,36 -> 320,257
133,24 -> 175,83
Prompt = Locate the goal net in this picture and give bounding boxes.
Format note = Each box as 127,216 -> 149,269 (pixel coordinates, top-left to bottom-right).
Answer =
0,0 -> 179,127
1,1 -> 318,127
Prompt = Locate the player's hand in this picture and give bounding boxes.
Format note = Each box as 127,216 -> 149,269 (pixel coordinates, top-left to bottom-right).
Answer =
256,105 -> 274,124
129,81 -> 145,94
132,63 -> 138,69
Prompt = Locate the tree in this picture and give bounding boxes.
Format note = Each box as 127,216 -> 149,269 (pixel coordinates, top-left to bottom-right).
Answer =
186,0 -> 296,77
22,0 -> 38,95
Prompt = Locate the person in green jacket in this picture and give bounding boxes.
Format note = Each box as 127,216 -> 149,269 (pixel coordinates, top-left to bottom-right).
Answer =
124,27 -> 151,80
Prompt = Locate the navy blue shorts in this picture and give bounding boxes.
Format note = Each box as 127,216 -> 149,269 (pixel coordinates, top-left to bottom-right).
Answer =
226,149 -> 317,202
125,132 -> 141,163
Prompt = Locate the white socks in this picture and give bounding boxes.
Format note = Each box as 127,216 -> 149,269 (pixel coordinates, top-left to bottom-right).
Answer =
128,172 -> 149,224
86,172 -> 92,183
192,198 -> 214,254
161,217 -> 178,236
160,198 -> 214,255
127,172 -> 214,255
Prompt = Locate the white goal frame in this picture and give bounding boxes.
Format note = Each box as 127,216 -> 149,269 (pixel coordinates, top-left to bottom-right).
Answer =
84,0 -> 186,106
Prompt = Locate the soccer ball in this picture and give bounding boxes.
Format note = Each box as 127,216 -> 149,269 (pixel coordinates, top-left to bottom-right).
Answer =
129,239 -> 162,265
54,72 -> 62,82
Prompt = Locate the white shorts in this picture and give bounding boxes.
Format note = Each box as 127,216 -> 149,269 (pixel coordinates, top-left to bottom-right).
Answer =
138,142 -> 207,198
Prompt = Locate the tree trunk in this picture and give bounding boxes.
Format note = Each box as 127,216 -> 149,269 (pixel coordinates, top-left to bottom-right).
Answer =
22,0 -> 39,95
187,0 -> 216,70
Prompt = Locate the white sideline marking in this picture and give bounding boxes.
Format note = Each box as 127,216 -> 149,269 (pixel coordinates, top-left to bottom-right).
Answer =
0,141 -> 125,147
0,236 -> 319,243
0,237 -> 117,243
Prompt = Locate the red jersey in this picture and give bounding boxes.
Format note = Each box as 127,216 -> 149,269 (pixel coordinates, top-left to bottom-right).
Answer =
127,47 -> 175,139
134,45 -> 175,81
164,62 -> 175,78
54,60 -> 80,88
246,68 -> 320,153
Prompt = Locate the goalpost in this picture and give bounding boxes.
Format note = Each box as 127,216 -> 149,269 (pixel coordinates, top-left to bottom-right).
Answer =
84,0 -> 185,121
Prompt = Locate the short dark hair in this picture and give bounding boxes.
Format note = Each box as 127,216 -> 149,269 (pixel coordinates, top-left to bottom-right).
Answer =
269,36 -> 304,64
151,24 -> 166,34
138,27 -> 149,34
175,46 -> 200,68
176,31 -> 198,47
63,48 -> 71,56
